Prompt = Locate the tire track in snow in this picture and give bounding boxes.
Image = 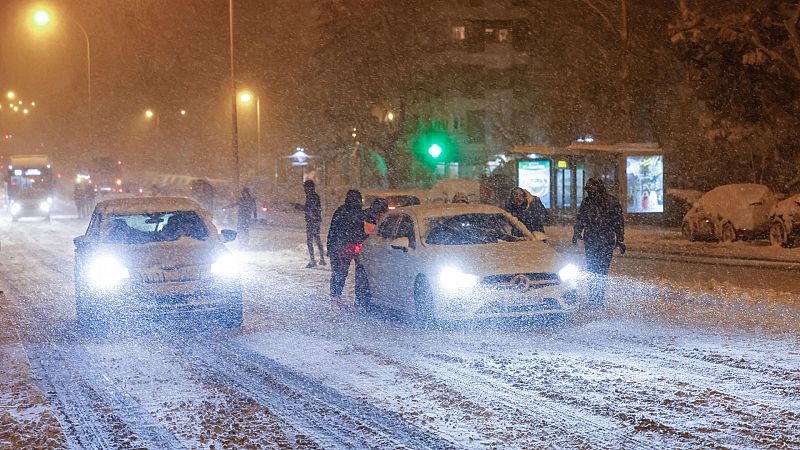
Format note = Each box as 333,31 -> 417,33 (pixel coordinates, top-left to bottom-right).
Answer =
0,227 -> 186,449
345,344 -> 655,449
26,341 -> 185,449
181,338 -> 453,449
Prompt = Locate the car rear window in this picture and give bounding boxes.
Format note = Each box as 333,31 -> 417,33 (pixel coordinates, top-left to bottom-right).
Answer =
425,213 -> 528,245
102,211 -> 209,244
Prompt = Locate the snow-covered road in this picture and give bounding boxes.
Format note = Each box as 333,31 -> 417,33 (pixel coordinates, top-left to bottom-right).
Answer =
1,218 -> 799,448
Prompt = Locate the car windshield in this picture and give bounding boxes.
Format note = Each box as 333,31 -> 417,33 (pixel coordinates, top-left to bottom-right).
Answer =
15,189 -> 48,200
102,210 -> 209,244
425,213 -> 528,245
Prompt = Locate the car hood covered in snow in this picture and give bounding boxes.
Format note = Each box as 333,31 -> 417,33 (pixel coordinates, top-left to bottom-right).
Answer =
422,240 -> 566,277
95,237 -> 224,270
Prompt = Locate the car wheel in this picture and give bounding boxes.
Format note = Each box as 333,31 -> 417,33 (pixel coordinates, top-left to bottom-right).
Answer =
769,221 -> 788,247
354,265 -> 371,310
720,222 -> 736,243
413,275 -> 437,327
681,222 -> 695,241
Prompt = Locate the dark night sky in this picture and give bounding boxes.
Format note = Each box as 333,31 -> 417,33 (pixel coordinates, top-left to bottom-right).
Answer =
0,0 -> 317,178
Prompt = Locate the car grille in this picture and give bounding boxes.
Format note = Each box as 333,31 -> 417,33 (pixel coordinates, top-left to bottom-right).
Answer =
481,273 -> 560,292
131,266 -> 204,284
477,298 -> 561,315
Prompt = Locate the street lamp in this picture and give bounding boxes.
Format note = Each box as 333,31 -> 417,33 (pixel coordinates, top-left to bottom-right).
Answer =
31,8 -> 93,148
228,0 -> 240,192
238,89 -> 262,179
6,91 -> 15,100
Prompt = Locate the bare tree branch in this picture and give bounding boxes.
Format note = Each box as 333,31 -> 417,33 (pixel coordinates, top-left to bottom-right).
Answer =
578,0 -> 619,38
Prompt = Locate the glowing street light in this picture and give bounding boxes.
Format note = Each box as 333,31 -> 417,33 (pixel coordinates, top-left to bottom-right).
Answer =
33,9 -> 51,27
180,109 -> 187,116
6,91 -> 15,100
145,109 -> 154,119
237,89 -> 263,178
31,7 -> 93,148
23,109 -> 29,114
387,112 -> 395,121
238,91 -> 253,103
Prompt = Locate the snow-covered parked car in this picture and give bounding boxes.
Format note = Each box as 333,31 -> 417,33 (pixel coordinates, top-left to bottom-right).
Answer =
358,204 -> 579,323
768,194 -> 800,247
73,197 -> 243,334
681,184 -> 778,242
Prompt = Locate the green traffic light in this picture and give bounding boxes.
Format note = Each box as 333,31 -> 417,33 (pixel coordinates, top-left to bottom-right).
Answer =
428,143 -> 443,158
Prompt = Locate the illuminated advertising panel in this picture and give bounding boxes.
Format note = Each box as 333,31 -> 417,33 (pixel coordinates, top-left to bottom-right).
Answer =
518,160 -> 551,208
626,155 -> 663,213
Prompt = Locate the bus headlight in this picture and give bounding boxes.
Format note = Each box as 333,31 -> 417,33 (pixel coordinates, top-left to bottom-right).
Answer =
39,201 -> 51,212
10,203 -> 21,215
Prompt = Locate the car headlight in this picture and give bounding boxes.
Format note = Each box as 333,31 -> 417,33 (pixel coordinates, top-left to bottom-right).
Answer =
87,255 -> 129,288
10,203 -> 21,215
46,197 -> 53,204
39,201 -> 51,212
438,266 -> 479,294
558,263 -> 581,282
210,253 -> 242,278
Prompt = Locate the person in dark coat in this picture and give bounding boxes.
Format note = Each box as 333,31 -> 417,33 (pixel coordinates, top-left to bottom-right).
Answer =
228,188 -> 257,247
74,184 -> 86,219
505,187 -> 547,233
327,189 -> 368,304
571,177 -> 625,307
296,180 -> 326,268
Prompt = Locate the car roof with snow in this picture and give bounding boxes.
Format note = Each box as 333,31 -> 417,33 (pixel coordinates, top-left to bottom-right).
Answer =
94,197 -> 204,215
398,203 -> 508,220
702,184 -> 771,204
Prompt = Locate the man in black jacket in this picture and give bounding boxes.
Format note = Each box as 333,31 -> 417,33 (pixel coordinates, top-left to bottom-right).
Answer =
327,190 -> 368,304
296,180 -> 325,268
572,177 -> 625,307
504,187 -> 547,233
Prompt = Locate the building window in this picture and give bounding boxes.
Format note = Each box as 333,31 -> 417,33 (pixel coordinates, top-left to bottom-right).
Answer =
452,26 -> 465,41
498,29 -> 510,42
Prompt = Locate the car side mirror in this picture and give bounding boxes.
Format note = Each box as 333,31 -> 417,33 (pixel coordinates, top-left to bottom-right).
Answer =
390,237 -> 410,252
73,235 -> 88,249
220,229 -> 237,243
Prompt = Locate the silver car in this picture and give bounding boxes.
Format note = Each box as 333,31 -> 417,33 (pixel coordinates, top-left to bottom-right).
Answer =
73,197 -> 243,334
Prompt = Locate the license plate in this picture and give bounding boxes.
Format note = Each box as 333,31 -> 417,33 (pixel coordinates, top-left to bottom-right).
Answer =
136,267 -> 201,283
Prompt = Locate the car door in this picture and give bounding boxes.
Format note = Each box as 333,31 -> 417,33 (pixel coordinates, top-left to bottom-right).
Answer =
361,213 -> 401,307
383,214 -> 420,312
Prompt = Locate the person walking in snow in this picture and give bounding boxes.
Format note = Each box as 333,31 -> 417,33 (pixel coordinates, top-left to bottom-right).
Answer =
295,180 -> 326,268
571,177 -> 625,308
504,187 -> 547,233
326,189 -> 368,305
227,188 -> 257,247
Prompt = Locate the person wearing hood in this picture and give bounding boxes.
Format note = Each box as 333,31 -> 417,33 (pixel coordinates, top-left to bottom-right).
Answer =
226,188 -> 257,247
327,190 -> 368,304
295,180 -> 325,268
505,187 -> 547,233
571,177 -> 625,307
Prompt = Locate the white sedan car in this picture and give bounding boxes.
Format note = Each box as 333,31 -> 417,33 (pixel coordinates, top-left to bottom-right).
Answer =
73,197 -> 243,334
358,204 -> 580,323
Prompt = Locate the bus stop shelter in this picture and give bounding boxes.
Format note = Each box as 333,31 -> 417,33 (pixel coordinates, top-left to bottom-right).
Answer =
509,142 -> 665,222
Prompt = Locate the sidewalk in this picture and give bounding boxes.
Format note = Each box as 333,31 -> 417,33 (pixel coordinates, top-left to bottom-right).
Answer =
546,225 -> 800,268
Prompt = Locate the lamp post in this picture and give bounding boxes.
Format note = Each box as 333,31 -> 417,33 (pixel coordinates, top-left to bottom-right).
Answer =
228,0 -> 240,193
238,90 -> 262,180
32,9 -> 93,148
